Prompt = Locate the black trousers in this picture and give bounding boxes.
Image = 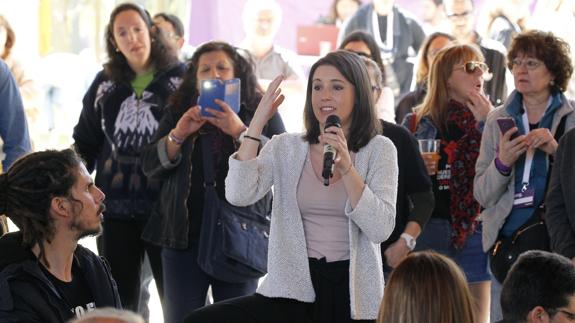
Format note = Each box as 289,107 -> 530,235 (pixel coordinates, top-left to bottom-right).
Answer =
97,218 -> 163,314
183,258 -> 375,323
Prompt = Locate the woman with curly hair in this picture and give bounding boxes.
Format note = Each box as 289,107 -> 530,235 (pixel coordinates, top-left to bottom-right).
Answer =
474,30 -> 575,322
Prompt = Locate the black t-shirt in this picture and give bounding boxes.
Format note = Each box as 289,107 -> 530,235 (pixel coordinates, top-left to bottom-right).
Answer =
40,260 -> 95,318
430,124 -> 464,220
378,14 -> 388,44
380,120 -> 432,250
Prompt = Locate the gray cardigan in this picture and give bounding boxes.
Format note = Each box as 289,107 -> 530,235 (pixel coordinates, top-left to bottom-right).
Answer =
225,133 -> 398,320
474,92 -> 575,251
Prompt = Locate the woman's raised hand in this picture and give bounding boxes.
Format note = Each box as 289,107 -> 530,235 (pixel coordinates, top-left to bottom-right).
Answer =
250,75 -> 285,133
467,91 -> 493,122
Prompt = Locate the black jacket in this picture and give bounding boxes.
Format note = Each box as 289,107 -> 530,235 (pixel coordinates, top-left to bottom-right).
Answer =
478,34 -> 508,107
0,232 -> 121,322
73,63 -> 186,221
547,127 -> 575,259
140,99 -> 285,249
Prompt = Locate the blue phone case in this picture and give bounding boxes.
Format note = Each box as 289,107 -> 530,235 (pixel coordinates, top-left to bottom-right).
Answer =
198,78 -> 241,117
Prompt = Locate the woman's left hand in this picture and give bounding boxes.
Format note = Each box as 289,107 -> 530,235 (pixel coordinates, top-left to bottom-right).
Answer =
467,91 -> 493,122
203,99 -> 246,139
319,125 -> 352,175
525,128 -> 558,155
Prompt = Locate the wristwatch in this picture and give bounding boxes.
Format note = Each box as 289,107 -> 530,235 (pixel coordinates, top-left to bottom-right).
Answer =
400,233 -> 416,251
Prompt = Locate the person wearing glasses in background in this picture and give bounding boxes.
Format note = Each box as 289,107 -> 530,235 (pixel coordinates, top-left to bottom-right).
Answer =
395,32 -> 454,124
498,250 -> 575,323
443,0 -> 509,108
339,30 -> 396,123
402,43 -> 493,323
474,30 -> 575,323
153,13 -> 185,60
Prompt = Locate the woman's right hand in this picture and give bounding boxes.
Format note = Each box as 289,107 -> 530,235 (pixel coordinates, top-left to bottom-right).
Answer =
250,75 -> 285,132
498,127 -> 528,167
172,105 -> 206,139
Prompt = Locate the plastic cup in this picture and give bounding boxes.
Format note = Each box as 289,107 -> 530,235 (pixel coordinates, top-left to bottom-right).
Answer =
418,139 -> 441,175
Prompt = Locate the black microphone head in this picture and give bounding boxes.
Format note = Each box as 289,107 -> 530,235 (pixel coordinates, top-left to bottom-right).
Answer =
325,115 -> 341,130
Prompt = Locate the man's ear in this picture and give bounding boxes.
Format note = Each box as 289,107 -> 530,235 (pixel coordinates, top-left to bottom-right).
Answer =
50,197 -> 69,218
527,306 -> 548,322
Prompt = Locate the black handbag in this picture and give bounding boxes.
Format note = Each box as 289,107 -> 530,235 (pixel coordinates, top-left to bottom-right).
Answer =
196,132 -> 271,283
489,207 -> 549,283
489,115 -> 567,284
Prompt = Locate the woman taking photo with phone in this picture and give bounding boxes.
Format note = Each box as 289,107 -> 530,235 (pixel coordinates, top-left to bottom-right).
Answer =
474,30 -> 575,322
402,43 -> 492,323
141,41 -> 285,323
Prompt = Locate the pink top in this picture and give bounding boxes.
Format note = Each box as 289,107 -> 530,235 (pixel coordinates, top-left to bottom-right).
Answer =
297,149 -> 350,262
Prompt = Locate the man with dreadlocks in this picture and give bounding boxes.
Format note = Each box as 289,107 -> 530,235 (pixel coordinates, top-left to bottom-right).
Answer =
0,149 -> 121,322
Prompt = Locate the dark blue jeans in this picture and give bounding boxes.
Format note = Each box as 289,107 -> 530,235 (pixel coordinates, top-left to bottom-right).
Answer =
161,240 -> 258,323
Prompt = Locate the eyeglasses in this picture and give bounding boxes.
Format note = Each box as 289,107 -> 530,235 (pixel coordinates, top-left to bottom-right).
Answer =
455,61 -> 489,74
447,10 -> 471,19
511,58 -> 543,71
163,31 -> 181,41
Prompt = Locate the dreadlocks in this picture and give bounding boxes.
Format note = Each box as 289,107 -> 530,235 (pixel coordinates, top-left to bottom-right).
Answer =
0,149 -> 83,265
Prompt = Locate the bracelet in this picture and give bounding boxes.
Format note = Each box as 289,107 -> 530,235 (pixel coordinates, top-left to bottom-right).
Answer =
341,163 -> 353,177
168,130 -> 184,145
494,157 -> 511,175
243,135 -> 261,143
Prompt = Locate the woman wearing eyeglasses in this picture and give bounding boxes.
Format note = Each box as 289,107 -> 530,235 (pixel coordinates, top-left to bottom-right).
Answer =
474,30 -> 575,323
402,43 -> 492,323
339,30 -> 396,123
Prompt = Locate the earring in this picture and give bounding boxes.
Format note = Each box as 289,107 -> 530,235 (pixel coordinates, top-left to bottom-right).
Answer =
550,80 -> 555,86
115,48 -> 120,52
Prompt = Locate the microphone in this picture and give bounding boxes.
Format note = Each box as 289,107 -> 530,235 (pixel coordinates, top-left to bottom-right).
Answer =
322,115 -> 341,186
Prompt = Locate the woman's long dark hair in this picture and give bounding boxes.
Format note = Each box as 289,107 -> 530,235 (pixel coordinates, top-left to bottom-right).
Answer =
303,50 -> 380,152
170,41 -> 263,115
103,3 -> 178,83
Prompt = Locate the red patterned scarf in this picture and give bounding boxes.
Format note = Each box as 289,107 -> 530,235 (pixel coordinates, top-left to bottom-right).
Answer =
446,100 -> 482,249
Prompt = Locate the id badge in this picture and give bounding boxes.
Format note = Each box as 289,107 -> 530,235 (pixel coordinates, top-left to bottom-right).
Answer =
513,187 -> 535,208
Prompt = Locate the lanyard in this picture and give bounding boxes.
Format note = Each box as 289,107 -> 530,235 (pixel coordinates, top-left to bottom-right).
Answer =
519,96 -> 553,191
520,111 -> 534,192
371,9 -> 394,60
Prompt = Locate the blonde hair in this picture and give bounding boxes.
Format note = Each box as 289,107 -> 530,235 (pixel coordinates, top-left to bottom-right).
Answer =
414,43 -> 484,133
378,251 -> 477,323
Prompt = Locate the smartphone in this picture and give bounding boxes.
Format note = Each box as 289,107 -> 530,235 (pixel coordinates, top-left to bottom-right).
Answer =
198,78 -> 241,117
497,118 -> 519,140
